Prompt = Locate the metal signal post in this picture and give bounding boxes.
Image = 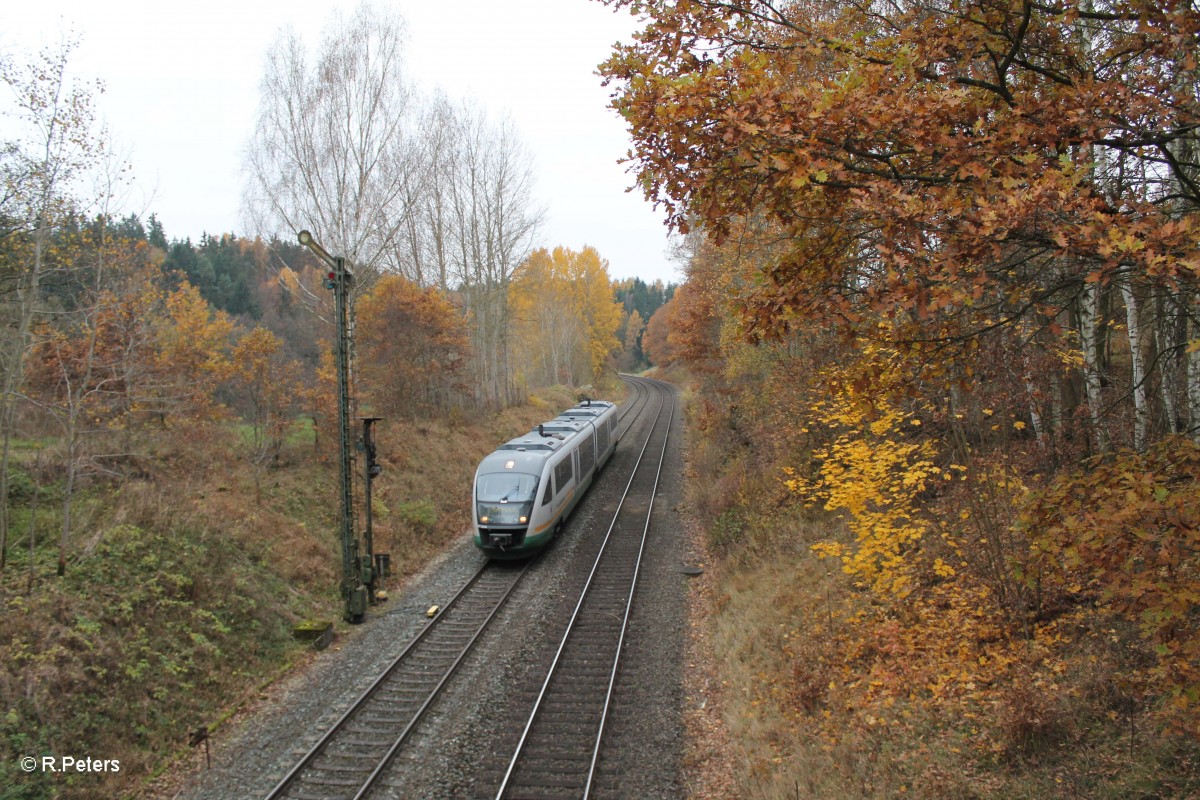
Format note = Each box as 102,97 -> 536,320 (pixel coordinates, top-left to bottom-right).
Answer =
298,230 -> 368,624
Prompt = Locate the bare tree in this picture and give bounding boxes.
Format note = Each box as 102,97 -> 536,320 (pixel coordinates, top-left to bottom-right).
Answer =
444,106 -> 544,407
243,2 -> 421,287
243,3 -> 544,410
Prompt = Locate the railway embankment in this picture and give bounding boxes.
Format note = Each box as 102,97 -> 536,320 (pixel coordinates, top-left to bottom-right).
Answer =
0,385 -> 583,800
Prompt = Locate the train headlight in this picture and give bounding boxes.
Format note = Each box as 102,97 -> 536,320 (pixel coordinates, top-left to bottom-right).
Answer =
519,515 -> 528,524
480,516 -> 489,523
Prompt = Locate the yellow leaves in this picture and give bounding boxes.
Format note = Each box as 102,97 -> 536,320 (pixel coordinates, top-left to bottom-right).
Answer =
933,558 -> 956,578
802,364 -> 938,596
812,541 -> 845,560
510,245 -> 622,383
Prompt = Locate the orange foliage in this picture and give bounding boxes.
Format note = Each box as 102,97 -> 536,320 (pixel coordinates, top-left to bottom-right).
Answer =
642,294 -> 680,367
1023,437 -> 1200,735
355,274 -> 470,418
229,327 -> 303,461
152,283 -> 235,424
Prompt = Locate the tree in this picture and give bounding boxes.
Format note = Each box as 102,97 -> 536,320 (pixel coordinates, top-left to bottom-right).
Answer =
620,308 -> 646,370
0,38 -> 102,570
355,274 -> 470,417
229,326 -> 302,502
605,0 -> 1200,742
244,5 -> 544,411
641,294 -> 679,368
510,246 -> 622,386
599,0 -> 1200,450
447,107 -> 544,406
24,224 -> 159,573
149,283 -> 235,425
243,2 -> 421,286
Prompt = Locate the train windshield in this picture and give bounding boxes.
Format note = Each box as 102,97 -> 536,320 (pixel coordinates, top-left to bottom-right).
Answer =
476,472 -> 539,526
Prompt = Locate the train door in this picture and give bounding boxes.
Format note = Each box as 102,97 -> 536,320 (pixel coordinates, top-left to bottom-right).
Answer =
539,470 -> 554,521
554,456 -> 572,517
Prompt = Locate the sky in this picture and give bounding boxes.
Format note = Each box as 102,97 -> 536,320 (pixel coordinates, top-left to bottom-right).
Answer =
1,0 -> 682,286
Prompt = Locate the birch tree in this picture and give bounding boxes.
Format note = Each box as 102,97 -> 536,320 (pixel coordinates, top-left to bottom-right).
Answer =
243,2 -> 421,288
0,39 -> 101,570
444,107 -> 543,407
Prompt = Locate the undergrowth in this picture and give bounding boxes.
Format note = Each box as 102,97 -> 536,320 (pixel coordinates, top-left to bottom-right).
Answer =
679,374 -> 1200,800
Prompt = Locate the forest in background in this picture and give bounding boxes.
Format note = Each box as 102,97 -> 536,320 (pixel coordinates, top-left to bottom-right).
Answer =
617,0 -> 1200,796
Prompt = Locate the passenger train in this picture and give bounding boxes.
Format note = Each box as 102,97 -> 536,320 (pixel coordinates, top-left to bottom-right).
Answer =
473,399 -> 620,558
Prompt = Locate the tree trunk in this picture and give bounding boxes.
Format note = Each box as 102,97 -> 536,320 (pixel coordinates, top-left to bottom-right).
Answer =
1081,279 -> 1109,454
1121,278 -> 1149,451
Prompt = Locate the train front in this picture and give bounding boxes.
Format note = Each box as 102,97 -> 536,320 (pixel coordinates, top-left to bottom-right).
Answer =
473,451 -> 543,557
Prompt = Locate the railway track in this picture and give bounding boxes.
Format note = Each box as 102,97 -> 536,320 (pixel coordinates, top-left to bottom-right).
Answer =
263,562 -> 528,800
263,377 -> 662,800
495,376 -> 675,799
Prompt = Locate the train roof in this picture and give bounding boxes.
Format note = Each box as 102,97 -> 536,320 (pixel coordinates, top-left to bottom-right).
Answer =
478,403 -> 615,477
535,419 -> 589,433
562,399 -> 615,415
559,406 -> 610,418
480,419 -> 591,473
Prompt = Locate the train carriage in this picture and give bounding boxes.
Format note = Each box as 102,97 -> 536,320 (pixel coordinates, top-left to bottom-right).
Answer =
473,399 -> 619,558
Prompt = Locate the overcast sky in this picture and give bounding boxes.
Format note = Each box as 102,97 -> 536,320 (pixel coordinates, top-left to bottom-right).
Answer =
1,0 -> 682,285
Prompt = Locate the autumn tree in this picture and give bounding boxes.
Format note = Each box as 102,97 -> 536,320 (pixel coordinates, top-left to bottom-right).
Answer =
355,274 -> 470,418
229,326 -> 301,464
602,0 -> 1200,741
510,246 -> 622,387
618,309 -> 646,370
599,0 -> 1200,452
641,295 -> 678,369
613,276 -> 674,370
0,38 -> 103,569
148,283 -> 235,425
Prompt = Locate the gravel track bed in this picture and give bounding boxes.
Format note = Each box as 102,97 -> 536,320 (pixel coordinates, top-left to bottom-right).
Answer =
169,380 -> 688,800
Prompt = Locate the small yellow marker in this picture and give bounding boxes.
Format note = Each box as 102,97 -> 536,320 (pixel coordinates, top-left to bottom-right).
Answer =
426,605 -> 439,618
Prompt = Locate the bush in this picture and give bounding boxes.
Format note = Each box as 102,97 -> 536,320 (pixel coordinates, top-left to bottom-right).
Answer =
5,467 -> 34,503
394,499 -> 438,533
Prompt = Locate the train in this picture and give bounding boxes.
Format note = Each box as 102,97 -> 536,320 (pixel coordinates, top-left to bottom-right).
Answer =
473,399 -> 620,558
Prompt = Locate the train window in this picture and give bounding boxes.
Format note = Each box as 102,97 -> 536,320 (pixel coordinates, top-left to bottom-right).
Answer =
596,419 -> 608,451
477,472 -> 539,502
580,433 -> 595,476
555,458 -> 572,492
541,476 -> 552,506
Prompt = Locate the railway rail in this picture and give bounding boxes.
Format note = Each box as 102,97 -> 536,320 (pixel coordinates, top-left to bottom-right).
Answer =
495,376 -> 674,799
263,562 -> 528,800
263,376 -> 664,800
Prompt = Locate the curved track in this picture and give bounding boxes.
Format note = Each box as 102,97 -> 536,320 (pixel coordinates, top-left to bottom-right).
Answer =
263,376 -> 663,800
495,375 -> 675,799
